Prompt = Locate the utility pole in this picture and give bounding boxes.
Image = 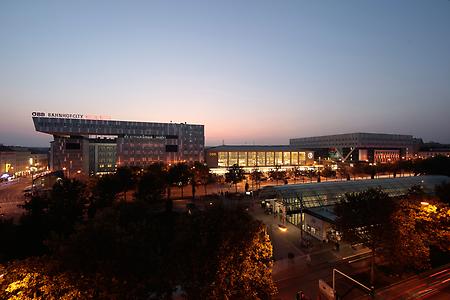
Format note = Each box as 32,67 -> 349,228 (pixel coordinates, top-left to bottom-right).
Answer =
296,192 -> 304,244
332,268 -> 374,299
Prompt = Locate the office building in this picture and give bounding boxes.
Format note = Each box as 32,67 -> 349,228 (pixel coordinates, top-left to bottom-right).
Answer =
32,112 -> 204,176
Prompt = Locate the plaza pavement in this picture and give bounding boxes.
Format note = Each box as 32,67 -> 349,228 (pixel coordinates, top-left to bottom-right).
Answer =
249,202 -> 370,299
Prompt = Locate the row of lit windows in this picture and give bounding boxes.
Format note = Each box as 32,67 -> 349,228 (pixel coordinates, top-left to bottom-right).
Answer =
217,151 -> 307,167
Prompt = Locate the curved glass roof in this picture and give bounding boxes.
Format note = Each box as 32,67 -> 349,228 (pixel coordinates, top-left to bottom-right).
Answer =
261,175 -> 450,209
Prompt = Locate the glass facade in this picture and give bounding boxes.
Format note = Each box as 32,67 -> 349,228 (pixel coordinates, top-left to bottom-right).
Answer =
218,152 -> 228,167
211,150 -> 311,168
229,152 -> 238,165
275,152 -> 283,165
261,175 -> 450,227
299,152 -> 306,164
238,152 -> 247,166
248,152 -> 257,167
257,152 -> 265,166
292,152 -> 299,165
283,152 -> 291,165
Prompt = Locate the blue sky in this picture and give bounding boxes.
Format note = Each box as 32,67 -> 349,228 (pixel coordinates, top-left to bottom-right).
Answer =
1,0 -> 449,147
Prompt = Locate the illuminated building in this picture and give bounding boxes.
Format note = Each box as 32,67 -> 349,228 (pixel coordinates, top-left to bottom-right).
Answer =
32,112 -> 204,176
262,175 -> 450,241
0,145 -> 48,177
289,132 -> 421,163
205,145 -> 314,174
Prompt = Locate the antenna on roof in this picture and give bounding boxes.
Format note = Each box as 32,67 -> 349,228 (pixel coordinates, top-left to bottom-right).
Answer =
222,139 -> 225,146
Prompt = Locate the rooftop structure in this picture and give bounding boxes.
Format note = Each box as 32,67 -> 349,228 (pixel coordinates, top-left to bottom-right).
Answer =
262,175 -> 449,209
261,175 -> 449,228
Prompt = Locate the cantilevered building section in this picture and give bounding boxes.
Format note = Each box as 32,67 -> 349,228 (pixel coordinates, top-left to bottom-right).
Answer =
32,113 -> 204,176
290,132 -> 420,163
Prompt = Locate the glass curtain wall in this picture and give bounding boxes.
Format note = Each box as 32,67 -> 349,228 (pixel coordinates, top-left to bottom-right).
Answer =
238,152 -> 247,166
257,152 -> 266,166
248,152 -> 257,167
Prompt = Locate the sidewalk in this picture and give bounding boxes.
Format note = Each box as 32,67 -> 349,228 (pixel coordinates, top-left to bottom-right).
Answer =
249,203 -> 370,299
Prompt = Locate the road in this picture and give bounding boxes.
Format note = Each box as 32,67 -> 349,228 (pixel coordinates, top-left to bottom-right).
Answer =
249,202 -> 374,299
248,199 -> 450,300
364,264 -> 450,300
0,177 -> 30,219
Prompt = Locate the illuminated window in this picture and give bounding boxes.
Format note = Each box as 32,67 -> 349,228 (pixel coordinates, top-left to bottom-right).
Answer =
218,152 -> 228,167
238,152 -> 247,166
229,152 -> 238,165
274,152 -> 283,165
257,152 -> 265,166
283,152 -> 291,165
248,152 -> 257,167
266,152 -> 274,166
292,152 -> 299,165
299,152 -> 306,164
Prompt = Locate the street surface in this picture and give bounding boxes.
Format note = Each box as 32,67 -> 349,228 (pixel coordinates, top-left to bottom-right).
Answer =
361,264 -> 450,300
248,197 -> 449,300
0,177 -> 30,219
249,203 -> 374,299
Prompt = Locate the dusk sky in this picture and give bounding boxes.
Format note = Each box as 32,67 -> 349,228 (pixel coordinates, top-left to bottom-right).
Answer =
1,0 -> 450,147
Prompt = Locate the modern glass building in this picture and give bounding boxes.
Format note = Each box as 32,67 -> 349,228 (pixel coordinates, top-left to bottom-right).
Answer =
289,132 -> 422,163
261,175 -> 450,226
32,113 -> 204,176
205,145 -> 315,174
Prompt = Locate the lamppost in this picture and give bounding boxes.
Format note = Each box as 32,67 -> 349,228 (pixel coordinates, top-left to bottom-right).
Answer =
296,192 -> 304,245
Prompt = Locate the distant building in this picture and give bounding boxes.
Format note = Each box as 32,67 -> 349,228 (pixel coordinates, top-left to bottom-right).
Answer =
415,142 -> 450,159
32,112 -> 205,176
205,145 -> 315,174
0,145 -> 48,176
289,132 -> 421,163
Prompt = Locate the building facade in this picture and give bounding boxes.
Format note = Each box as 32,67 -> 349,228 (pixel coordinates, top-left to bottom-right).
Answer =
289,132 -> 419,163
0,146 -> 48,177
32,113 -> 205,176
205,145 -> 315,174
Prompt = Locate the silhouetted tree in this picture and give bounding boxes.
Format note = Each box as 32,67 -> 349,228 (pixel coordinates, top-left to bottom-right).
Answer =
135,163 -> 168,204
334,188 -> 395,286
193,161 -> 213,196
168,162 -> 191,199
415,156 -> 450,177
436,182 -> 450,205
321,166 -> 336,181
174,207 -> 277,298
47,178 -> 87,237
88,174 -> 121,218
290,167 -> 302,184
116,166 -> 136,201
268,165 -> 286,185
225,164 -> 245,193
250,169 -> 263,190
